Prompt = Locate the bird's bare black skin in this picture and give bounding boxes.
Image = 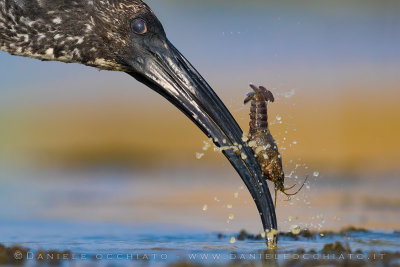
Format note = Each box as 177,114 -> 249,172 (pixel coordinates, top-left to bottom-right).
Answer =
0,0 -> 277,241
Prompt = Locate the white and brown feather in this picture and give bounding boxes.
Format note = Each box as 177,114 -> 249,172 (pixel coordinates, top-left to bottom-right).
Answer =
0,0 -> 149,71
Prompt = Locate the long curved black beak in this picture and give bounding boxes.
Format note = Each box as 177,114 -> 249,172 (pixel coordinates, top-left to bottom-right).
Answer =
126,39 -> 277,239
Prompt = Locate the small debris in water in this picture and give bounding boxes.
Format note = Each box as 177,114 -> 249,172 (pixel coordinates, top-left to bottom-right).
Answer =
237,229 -> 263,241
234,192 -> 239,198
240,153 -> 247,160
339,226 -> 368,234
229,237 -> 236,244
322,241 -> 350,255
228,214 -> 234,220
226,204 -> 232,209
202,204 -> 208,211
313,171 -> 320,177
276,115 -> 282,121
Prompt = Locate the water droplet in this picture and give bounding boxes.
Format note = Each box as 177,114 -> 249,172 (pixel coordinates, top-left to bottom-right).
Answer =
290,225 -> 301,235
202,139 -> 212,151
202,204 -> 208,211
276,115 -> 281,121
227,204 -> 233,209
230,237 -> 236,244
248,141 -> 257,147
241,133 -> 248,142
195,152 -> 204,159
313,171 -> 320,177
293,141 -> 297,145
234,192 -> 239,198
228,214 -> 234,220
284,89 -> 296,98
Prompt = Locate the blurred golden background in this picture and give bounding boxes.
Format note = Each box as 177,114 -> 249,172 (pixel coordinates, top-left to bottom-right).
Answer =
1,67 -> 399,173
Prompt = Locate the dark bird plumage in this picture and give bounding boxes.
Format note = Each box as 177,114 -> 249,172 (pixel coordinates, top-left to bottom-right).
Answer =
0,0 -> 277,243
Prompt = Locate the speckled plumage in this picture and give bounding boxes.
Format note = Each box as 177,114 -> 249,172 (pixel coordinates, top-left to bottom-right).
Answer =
0,0 -> 150,70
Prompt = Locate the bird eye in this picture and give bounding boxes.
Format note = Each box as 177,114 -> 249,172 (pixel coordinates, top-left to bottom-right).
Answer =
131,18 -> 147,34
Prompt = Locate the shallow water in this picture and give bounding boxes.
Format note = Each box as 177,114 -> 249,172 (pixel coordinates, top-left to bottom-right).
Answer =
1,166 -> 399,265
1,166 -> 399,232
1,220 -> 399,266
